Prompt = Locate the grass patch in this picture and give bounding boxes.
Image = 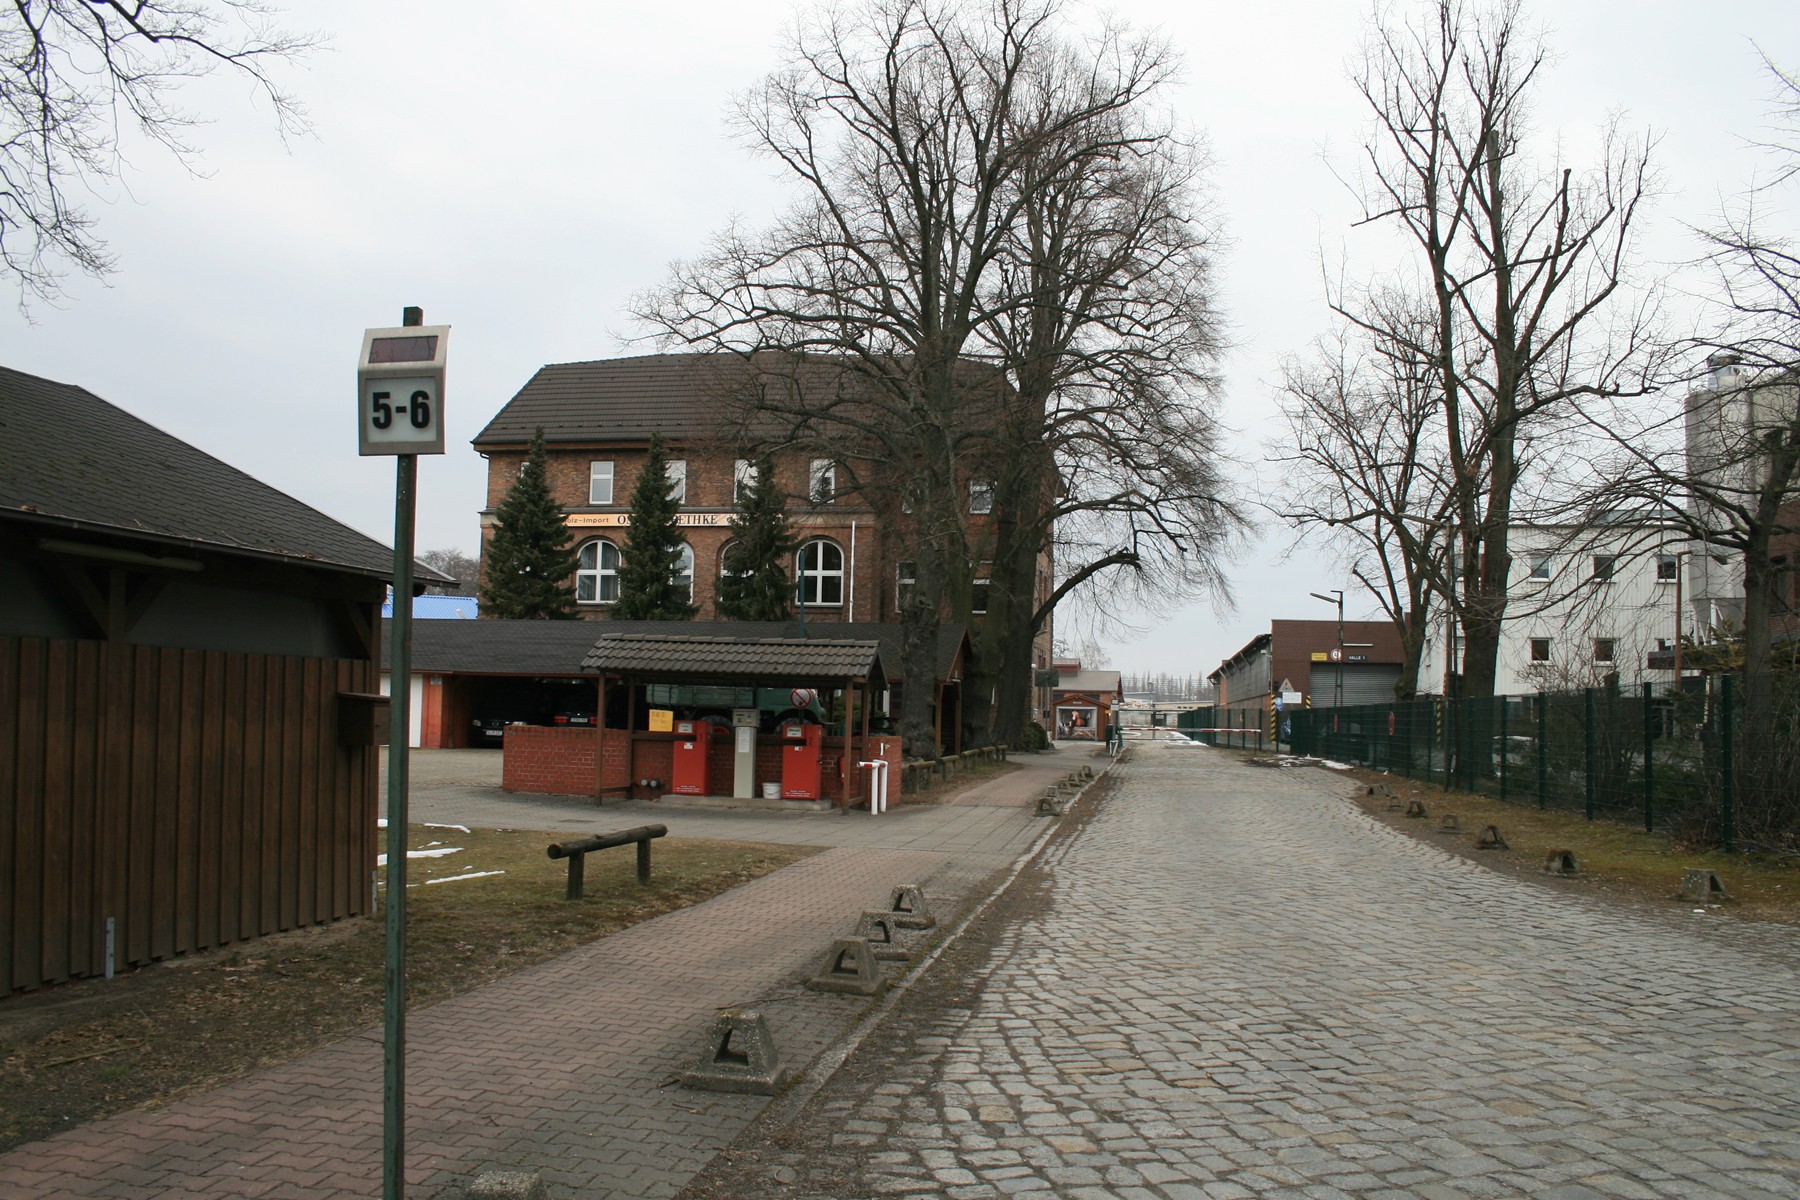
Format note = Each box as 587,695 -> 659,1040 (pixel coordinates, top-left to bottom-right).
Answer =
1340,766 -> 1800,925
0,827 -> 817,1152
902,756 -> 1019,804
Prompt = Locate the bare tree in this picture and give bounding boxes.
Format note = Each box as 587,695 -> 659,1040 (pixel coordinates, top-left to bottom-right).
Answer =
1337,0 -> 1662,700
418,548 -> 480,595
1274,304 -> 1459,699
0,0 -> 319,304
1574,56 -> 1800,840
641,0 -> 1232,753
968,80 -> 1236,743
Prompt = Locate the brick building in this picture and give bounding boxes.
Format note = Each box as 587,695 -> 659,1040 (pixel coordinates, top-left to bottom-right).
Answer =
472,353 -> 1056,721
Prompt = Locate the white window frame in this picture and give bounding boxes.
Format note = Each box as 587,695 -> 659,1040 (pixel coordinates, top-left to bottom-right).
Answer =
798,538 -> 844,606
1593,637 -> 1616,662
1527,554 -> 1551,581
667,459 -> 687,503
896,560 -> 916,609
589,460 -> 615,505
1529,636 -> 1551,663
971,576 -> 991,615
673,542 -> 695,603
576,539 -> 622,604
1592,554 -> 1617,583
969,479 -> 995,514
809,459 -> 836,504
734,459 -> 757,504
1656,554 -> 1679,582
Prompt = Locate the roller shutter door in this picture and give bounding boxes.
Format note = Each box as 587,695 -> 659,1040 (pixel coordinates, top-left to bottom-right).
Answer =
1308,663 -> 1402,708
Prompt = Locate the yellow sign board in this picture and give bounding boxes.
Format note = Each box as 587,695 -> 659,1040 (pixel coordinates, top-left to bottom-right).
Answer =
1310,651 -> 1328,662
648,708 -> 674,732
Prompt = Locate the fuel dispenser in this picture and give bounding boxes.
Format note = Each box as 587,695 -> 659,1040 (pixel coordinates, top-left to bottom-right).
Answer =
780,721 -> 824,800
672,719 -> 715,795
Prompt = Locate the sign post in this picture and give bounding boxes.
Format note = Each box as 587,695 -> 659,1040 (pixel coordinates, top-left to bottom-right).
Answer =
359,307 -> 449,1200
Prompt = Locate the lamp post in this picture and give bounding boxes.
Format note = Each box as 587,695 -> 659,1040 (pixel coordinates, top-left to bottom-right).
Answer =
1310,589 -> 1345,709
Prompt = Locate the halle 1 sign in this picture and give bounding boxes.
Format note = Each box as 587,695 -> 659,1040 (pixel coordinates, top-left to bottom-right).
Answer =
358,325 -> 450,456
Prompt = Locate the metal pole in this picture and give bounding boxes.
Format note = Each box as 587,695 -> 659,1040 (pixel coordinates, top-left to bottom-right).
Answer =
1499,697 -> 1509,801
1583,687 -> 1596,823
383,305 -> 423,1200
1721,674 -> 1735,853
1536,692 -> 1547,810
1642,681 -> 1655,834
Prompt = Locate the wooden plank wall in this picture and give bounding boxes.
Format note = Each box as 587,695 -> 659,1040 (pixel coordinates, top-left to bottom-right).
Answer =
1,636 -> 379,994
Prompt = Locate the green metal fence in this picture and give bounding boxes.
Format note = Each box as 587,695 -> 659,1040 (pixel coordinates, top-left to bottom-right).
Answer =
1278,674 -> 1799,851
1174,705 -> 1267,751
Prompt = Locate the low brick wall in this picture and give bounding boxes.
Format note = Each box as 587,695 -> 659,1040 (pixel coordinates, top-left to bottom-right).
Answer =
500,724 -> 906,806
502,726 -> 596,796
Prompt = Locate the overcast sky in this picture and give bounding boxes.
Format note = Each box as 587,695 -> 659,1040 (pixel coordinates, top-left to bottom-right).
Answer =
3,0 -> 1794,677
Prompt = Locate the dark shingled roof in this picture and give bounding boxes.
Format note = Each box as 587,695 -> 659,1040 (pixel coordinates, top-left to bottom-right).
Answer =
0,364 -> 440,582
584,635 -> 880,681
471,352 -> 1008,449
471,353 -> 757,447
387,618 -> 966,683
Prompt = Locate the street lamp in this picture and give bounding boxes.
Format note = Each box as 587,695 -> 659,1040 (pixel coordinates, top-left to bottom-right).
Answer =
1310,589 -> 1345,709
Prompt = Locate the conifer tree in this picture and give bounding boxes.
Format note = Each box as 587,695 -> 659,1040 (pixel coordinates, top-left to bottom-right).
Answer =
716,456 -> 796,621
478,427 -> 579,619
614,433 -> 697,619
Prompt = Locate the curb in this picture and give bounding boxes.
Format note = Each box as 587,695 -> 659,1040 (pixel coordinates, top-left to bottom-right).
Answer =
753,748 -> 1122,1127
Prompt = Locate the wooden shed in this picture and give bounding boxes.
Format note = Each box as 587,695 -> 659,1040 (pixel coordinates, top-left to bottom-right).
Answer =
0,365 -> 440,994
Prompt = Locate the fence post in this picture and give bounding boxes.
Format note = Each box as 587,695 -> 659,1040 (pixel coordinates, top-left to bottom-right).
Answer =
1642,681 -> 1655,834
1584,687 -> 1596,822
1499,697 -> 1510,801
1536,692 -> 1547,810
1721,674 -> 1735,853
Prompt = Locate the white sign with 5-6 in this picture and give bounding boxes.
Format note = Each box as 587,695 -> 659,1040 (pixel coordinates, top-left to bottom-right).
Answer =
357,325 -> 449,456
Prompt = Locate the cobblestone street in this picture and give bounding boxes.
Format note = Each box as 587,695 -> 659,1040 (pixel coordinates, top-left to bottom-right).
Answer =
685,742 -> 1800,1200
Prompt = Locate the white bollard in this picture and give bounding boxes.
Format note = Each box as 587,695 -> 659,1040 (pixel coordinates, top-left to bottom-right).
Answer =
858,759 -> 889,813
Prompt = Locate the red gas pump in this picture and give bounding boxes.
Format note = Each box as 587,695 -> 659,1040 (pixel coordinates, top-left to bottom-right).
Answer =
672,719 -> 715,795
780,721 -> 824,800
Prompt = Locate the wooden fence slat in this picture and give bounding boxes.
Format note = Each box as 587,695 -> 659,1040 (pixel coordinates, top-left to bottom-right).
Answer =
127,644 -> 158,966
172,648 -> 203,955
297,660 -> 320,925
195,650 -> 224,952
218,652 -> 245,945
39,639 -> 73,985
13,639 -> 46,989
0,638 -> 20,992
68,640 -> 100,977
96,640 -> 131,977
280,657 -> 304,931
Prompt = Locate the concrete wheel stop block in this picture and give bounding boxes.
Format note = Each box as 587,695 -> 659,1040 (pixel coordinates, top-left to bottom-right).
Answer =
1476,825 -> 1509,850
680,1007 -> 792,1095
460,1169 -> 549,1200
1439,814 -> 1460,832
1037,791 -> 1066,816
887,884 -> 936,929
1404,798 -> 1427,818
1543,848 -> 1579,876
1677,869 -> 1730,902
805,937 -> 887,995
855,910 -> 914,961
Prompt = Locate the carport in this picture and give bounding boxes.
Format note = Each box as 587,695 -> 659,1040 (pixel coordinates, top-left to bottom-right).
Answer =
580,634 -> 890,809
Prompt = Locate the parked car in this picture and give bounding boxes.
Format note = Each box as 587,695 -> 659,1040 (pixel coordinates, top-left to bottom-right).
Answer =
469,680 -> 552,747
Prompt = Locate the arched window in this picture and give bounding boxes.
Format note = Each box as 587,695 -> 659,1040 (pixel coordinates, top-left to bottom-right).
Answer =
718,539 -> 741,579
576,539 -> 621,604
673,543 -> 695,604
797,539 -> 844,607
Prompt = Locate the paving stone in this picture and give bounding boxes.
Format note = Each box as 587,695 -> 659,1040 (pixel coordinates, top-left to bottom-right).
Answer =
677,743 -> 1800,1199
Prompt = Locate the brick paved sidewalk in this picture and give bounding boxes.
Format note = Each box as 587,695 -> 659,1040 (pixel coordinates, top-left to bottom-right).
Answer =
0,751 -> 1095,1199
